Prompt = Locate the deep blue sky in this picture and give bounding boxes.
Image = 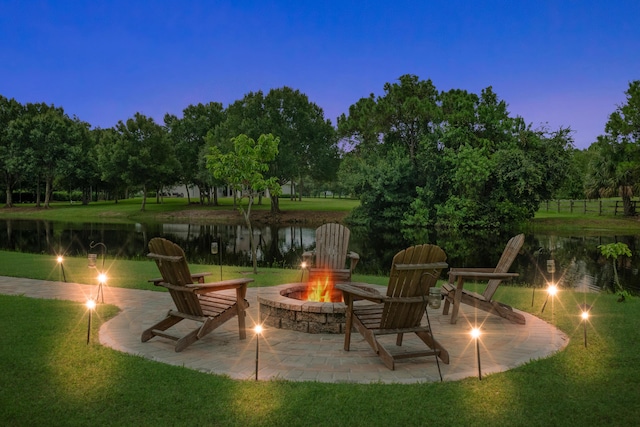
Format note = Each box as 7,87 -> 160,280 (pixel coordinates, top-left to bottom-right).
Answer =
2,1 -> 638,149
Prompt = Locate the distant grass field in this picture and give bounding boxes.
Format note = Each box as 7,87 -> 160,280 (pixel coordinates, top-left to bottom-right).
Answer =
0,196 -> 359,223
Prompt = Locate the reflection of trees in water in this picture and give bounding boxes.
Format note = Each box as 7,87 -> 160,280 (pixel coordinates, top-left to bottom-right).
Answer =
1,219 -> 639,294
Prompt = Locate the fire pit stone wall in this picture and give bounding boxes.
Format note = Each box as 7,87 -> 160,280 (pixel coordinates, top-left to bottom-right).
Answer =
259,282 -> 383,334
258,283 -> 348,333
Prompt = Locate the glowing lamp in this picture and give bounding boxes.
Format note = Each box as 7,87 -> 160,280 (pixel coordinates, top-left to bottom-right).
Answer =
471,327 -> 482,380
254,324 -> 263,380
86,298 -> 96,344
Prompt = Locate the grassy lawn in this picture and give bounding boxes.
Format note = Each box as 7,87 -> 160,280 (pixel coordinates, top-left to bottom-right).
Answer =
0,197 -> 360,224
2,201 -> 640,425
1,282 -> 637,426
1,252 -> 639,426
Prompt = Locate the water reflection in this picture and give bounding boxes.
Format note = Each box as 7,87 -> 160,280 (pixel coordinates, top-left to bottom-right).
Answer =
1,218 -> 638,294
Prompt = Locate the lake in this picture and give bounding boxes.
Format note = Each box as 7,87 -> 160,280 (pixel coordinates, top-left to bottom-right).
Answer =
1,218 -> 638,294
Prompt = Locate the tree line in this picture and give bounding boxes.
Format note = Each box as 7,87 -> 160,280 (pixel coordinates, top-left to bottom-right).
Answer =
2,76 -> 638,233
0,87 -> 340,211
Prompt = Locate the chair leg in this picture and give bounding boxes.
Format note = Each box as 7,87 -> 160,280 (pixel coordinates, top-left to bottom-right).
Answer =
343,315 -> 353,351
175,328 -> 202,352
141,314 -> 182,342
415,331 -> 450,364
442,297 -> 451,315
237,301 -> 247,340
343,296 -> 354,351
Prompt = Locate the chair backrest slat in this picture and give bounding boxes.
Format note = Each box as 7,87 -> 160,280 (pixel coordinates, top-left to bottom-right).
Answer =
483,234 -> 525,300
148,238 -> 203,316
381,244 -> 447,329
314,223 -> 351,271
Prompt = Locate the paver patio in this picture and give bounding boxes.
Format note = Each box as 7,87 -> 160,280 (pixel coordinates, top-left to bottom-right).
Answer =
0,276 -> 568,384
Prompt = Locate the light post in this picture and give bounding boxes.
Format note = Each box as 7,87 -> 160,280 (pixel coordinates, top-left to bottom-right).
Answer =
300,261 -> 308,282
86,299 -> 96,344
211,236 -> 223,280
254,324 -> 263,381
541,284 -> 558,313
579,303 -> 592,348
88,241 -> 107,303
56,255 -> 67,282
471,327 -> 482,380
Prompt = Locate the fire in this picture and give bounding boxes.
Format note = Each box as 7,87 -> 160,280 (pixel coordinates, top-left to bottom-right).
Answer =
305,276 -> 341,302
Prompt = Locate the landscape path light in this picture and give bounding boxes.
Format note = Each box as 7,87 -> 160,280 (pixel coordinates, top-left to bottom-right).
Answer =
86,299 -> 96,344
254,324 -> 263,381
541,284 -> 558,313
211,236 -> 223,280
56,255 -> 67,282
471,327 -> 482,380
299,261 -> 308,282
88,241 -> 107,303
578,303 -> 592,348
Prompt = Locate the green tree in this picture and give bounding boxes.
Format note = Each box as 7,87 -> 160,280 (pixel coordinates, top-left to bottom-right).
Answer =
94,127 -> 128,202
114,113 -> 179,211
339,76 -> 573,234
598,242 -> 632,297
164,102 -> 226,204
0,95 -> 25,207
212,88 -> 338,212
206,133 -> 280,273
338,75 -> 441,231
5,102 -> 80,208
585,80 -> 640,216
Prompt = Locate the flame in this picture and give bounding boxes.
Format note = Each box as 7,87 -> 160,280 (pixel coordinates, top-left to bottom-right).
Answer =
305,276 -> 340,302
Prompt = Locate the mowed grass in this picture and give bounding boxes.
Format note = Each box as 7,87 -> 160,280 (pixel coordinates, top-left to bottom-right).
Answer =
1,283 -> 638,426
2,200 -> 640,425
0,196 -> 360,223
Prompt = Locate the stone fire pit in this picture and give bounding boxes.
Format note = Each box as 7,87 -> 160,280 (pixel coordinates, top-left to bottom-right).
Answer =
258,282 -> 379,334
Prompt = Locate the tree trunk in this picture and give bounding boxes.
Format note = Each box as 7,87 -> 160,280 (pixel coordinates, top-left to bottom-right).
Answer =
35,181 -> 41,208
213,186 -> 218,206
242,196 -> 258,274
4,179 -> 13,207
623,194 -> 636,216
141,184 -> 147,211
43,178 -> 52,208
270,195 -> 281,213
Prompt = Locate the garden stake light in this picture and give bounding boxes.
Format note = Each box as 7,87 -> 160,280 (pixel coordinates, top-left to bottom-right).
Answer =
579,303 -> 592,348
471,327 -> 482,380
211,237 -> 223,280
254,324 -> 263,381
86,298 -> 96,344
541,284 -> 558,313
56,255 -> 67,282
88,241 -> 107,303
299,261 -> 308,282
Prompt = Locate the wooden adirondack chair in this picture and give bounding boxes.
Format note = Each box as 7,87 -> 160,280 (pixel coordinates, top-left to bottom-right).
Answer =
441,234 -> 526,325
302,223 -> 359,283
336,244 -> 449,371
142,238 -> 253,352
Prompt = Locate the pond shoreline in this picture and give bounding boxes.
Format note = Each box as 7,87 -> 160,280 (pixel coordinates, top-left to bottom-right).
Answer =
155,208 -> 350,226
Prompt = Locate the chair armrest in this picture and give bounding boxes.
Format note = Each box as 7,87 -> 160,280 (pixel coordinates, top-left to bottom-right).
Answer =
336,283 -> 384,303
347,251 -> 360,271
148,272 -> 212,286
302,250 -> 314,264
187,278 -> 254,293
448,271 -> 519,281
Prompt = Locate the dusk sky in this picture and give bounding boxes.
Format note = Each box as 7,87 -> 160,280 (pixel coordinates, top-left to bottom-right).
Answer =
2,1 -> 638,149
